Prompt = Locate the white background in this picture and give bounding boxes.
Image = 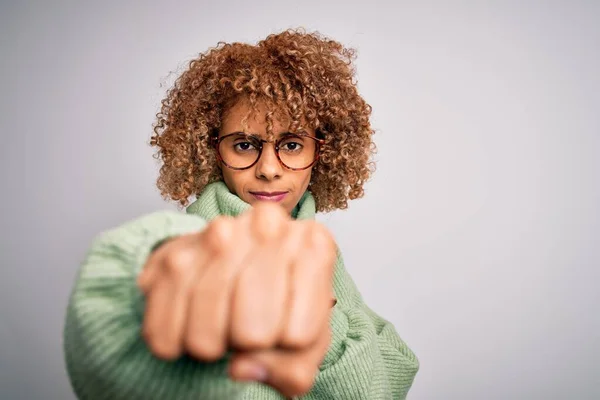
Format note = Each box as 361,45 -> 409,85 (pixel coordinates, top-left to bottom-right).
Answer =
1,1 -> 599,399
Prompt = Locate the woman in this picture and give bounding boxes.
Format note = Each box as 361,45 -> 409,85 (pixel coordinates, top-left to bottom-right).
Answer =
63,29 -> 419,399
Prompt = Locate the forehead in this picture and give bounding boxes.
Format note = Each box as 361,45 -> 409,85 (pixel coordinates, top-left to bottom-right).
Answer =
221,100 -> 290,127
221,99 -> 291,132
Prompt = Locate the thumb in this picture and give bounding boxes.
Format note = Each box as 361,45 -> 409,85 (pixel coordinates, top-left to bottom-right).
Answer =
228,328 -> 331,398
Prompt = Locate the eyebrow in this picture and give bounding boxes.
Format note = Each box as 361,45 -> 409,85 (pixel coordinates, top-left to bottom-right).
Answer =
220,131 -> 299,138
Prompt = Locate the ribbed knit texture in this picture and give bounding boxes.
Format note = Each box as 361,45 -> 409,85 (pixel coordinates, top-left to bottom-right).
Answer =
63,181 -> 419,399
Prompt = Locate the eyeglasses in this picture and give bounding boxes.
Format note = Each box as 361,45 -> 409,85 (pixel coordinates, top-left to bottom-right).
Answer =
212,132 -> 325,171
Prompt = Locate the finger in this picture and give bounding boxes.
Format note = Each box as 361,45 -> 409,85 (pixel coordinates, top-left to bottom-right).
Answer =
185,220 -> 251,361
185,258 -> 232,361
142,258 -> 197,360
137,235 -> 192,293
228,239 -> 292,350
279,222 -> 336,349
229,206 -> 291,350
137,245 -> 165,293
229,325 -> 332,398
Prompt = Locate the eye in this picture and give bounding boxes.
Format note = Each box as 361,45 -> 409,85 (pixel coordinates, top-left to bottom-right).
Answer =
279,139 -> 304,153
283,142 -> 302,151
234,141 -> 257,152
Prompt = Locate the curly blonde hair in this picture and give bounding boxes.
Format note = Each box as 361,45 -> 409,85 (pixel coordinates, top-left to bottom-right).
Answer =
150,28 -> 376,212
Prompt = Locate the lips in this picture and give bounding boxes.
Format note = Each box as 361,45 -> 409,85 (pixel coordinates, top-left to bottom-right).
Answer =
249,191 -> 288,202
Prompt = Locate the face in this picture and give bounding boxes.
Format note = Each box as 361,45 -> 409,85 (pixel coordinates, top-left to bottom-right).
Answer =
217,99 -> 316,213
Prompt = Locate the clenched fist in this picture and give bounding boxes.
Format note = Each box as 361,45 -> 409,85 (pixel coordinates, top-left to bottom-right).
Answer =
136,202 -> 337,397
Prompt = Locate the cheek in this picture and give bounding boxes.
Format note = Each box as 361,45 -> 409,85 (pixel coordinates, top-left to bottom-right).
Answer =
221,168 -> 243,194
297,169 -> 313,190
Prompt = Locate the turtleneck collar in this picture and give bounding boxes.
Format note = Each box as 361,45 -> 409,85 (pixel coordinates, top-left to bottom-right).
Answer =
185,181 -> 316,221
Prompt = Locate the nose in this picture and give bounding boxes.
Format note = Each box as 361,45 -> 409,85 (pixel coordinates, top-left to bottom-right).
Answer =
255,143 -> 283,181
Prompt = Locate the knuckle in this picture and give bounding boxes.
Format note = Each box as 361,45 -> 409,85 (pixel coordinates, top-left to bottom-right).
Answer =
204,217 -> 234,253
251,204 -> 287,242
252,201 -> 283,214
163,248 -> 195,279
309,223 -> 334,247
304,223 -> 336,262
210,216 -> 234,240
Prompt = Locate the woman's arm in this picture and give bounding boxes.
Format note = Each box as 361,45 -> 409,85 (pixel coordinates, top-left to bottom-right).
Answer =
63,211 -> 418,399
63,211 -> 247,400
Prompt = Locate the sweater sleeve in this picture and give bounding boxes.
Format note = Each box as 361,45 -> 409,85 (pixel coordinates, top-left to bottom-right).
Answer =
63,210 -> 247,400
304,255 -> 420,400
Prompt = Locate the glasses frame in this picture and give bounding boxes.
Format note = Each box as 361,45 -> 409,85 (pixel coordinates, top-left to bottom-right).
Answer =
212,131 -> 325,171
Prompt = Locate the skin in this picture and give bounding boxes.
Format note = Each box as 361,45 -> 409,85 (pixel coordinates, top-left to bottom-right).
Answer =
219,99 -> 314,214
137,99 -> 337,398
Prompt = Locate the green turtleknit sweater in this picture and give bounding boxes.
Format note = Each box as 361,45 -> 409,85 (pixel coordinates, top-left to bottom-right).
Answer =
63,181 -> 419,399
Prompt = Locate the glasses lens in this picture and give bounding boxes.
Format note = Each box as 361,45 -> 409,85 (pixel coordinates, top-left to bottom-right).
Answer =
278,134 -> 318,169
218,133 -> 319,169
218,134 -> 261,169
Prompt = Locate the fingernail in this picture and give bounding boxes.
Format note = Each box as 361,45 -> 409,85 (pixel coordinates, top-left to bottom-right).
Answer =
232,360 -> 268,382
